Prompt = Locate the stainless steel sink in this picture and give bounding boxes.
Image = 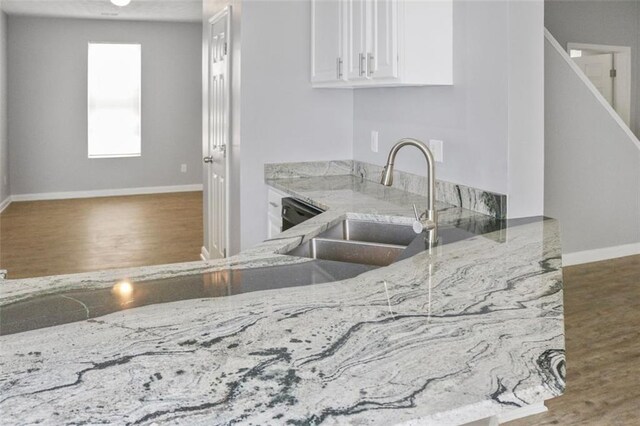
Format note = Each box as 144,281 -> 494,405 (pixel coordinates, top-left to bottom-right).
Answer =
287,238 -> 406,267
317,219 -> 417,246
285,219 -> 417,267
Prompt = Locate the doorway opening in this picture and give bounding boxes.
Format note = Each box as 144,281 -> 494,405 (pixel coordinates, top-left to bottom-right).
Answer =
567,42 -> 632,128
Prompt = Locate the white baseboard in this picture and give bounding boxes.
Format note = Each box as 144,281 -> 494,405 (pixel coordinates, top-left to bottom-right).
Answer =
200,246 -> 210,261
563,242 -> 640,266
0,196 -> 11,214
10,184 -> 203,202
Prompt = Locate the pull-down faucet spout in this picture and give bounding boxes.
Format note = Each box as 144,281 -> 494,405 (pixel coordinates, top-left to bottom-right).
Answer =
380,138 -> 438,243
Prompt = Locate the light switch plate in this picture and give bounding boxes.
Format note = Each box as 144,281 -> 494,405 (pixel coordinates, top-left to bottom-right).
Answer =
181,164 -> 187,173
371,131 -> 379,153
429,139 -> 444,163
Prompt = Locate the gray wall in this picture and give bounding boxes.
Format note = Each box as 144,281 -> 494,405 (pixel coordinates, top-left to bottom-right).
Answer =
353,1 -> 510,195
8,16 -> 202,195
0,11 -> 8,204
545,35 -> 640,254
545,0 -> 640,137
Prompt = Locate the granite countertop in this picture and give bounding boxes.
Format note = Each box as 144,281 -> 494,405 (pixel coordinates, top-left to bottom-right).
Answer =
0,174 -> 565,425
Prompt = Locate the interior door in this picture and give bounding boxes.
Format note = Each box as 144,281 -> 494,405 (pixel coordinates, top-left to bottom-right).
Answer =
369,0 -> 397,79
311,0 -> 345,83
205,7 -> 231,259
346,0 -> 368,81
573,53 -> 614,105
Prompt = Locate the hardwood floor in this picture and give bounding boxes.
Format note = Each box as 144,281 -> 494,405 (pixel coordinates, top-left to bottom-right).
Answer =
508,254 -> 640,426
0,192 -> 203,279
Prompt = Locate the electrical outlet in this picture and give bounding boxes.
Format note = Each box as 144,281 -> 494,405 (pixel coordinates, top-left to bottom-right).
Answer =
371,131 -> 379,153
181,164 -> 187,173
429,139 -> 444,163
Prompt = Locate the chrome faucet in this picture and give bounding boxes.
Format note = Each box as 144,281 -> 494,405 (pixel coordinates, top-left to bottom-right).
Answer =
380,138 -> 438,243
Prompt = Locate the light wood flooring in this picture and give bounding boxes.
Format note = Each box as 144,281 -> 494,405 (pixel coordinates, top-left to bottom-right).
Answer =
508,254 -> 640,425
0,192 -> 203,279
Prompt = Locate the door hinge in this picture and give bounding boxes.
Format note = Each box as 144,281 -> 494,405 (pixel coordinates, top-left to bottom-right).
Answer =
223,42 -> 228,56
223,248 -> 227,257
610,69 -> 617,78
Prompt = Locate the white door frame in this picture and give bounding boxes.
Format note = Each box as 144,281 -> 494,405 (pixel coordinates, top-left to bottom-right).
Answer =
203,6 -> 231,260
567,42 -> 632,128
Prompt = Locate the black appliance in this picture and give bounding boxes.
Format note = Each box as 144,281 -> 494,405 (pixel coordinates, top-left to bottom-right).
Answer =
281,197 -> 324,231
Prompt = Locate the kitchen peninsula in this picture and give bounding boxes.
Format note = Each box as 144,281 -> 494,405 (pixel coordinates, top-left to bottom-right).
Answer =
0,162 -> 565,425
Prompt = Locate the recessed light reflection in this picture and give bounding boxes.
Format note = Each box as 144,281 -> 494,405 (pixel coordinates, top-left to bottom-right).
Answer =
113,280 -> 134,298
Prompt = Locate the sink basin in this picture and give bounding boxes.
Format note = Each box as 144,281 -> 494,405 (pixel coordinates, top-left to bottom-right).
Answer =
285,219 -> 418,267
287,238 -> 406,267
285,217 -> 505,268
316,219 -> 417,246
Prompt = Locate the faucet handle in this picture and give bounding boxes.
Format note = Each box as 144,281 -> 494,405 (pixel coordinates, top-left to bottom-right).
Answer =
412,204 -> 428,220
412,204 -> 425,234
412,204 -> 421,221
411,203 -> 435,234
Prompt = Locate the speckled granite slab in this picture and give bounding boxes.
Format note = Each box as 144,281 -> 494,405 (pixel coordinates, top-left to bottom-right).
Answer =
265,160 -> 507,218
264,160 -> 353,179
0,175 -> 563,425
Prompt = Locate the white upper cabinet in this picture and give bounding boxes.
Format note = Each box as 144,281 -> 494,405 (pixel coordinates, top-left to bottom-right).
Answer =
346,0 -> 368,81
369,0 -> 398,79
311,0 -> 346,84
311,0 -> 453,88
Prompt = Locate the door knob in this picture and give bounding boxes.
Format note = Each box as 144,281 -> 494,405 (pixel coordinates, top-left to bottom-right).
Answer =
203,156 -> 213,163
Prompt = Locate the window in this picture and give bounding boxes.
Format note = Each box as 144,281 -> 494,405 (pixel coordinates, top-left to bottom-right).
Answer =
88,43 -> 141,158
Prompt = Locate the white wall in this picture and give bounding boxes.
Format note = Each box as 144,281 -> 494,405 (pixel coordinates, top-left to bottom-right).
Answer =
507,0 -> 545,218
545,33 -> 640,254
239,0 -> 353,250
7,16 -> 202,195
201,0 -> 545,252
0,11 -> 8,205
545,0 -> 640,138
353,1 -> 510,196
352,0 -> 545,219
202,0 -> 354,253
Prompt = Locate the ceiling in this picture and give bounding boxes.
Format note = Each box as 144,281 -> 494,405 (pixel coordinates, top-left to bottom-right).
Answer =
1,0 -> 202,23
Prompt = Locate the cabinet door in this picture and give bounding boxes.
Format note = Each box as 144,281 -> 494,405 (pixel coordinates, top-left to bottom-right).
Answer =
267,215 -> 281,239
346,0 -> 369,81
369,0 -> 398,79
311,0 -> 345,84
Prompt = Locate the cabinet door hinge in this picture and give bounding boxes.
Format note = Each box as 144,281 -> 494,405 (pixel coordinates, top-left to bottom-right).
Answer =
610,68 -> 617,78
